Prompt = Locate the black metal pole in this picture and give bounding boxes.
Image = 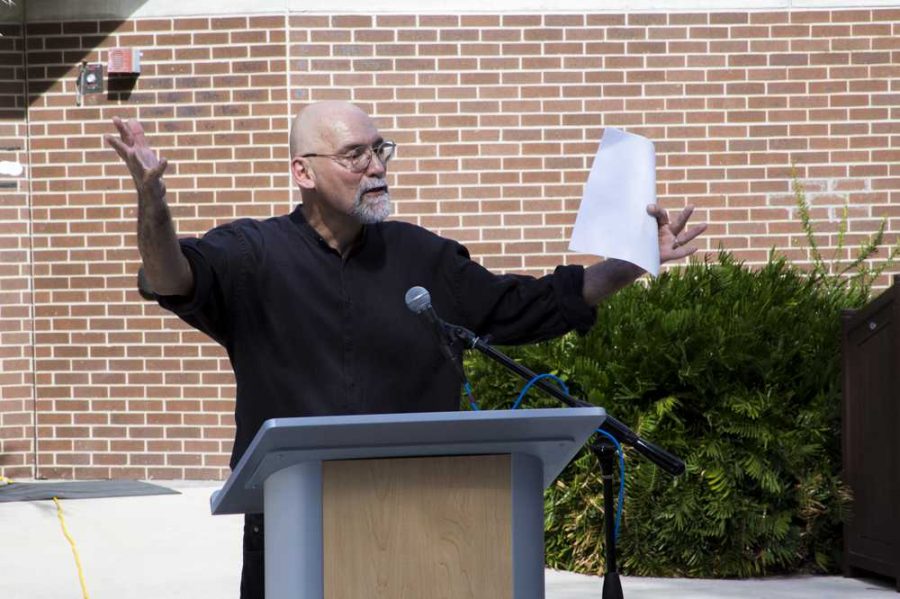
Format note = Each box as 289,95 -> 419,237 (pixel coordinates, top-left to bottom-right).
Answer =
446,323 -> 686,476
593,442 -> 624,599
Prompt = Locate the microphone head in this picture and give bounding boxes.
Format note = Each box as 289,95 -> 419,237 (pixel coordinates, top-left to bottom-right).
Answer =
404,286 -> 431,314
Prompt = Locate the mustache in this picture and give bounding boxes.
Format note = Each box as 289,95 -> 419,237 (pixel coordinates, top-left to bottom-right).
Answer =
359,178 -> 389,194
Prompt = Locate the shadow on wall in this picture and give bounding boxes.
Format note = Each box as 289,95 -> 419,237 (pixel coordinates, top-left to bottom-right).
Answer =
0,16 -> 25,184
0,12 -> 32,481
0,0 -> 150,101
26,19 -> 133,103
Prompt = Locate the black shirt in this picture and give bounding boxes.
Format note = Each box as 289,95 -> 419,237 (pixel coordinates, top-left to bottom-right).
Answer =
159,206 -> 595,468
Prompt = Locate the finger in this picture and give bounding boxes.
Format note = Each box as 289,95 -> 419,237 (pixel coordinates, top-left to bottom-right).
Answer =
663,245 -> 698,263
127,119 -> 147,147
647,204 -> 669,226
669,205 -> 696,236
674,246 -> 699,260
146,157 -> 168,180
104,134 -> 131,161
112,116 -> 134,145
675,223 -> 708,246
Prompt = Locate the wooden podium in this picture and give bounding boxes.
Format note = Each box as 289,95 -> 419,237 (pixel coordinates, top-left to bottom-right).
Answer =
211,408 -> 606,599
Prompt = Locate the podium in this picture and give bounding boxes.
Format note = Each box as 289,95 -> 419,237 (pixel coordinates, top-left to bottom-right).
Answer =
211,407 -> 606,599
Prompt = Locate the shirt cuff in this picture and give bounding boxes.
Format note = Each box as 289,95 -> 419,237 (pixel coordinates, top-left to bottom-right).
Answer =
155,242 -> 210,316
552,264 -> 596,335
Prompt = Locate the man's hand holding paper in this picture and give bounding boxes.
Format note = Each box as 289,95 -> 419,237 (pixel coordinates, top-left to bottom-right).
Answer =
570,127 -> 706,278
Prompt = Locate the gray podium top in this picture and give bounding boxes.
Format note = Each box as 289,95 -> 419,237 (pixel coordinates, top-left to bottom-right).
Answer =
211,407 -> 606,515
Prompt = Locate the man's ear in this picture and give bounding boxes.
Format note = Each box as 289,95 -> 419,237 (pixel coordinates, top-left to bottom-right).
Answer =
291,157 -> 316,190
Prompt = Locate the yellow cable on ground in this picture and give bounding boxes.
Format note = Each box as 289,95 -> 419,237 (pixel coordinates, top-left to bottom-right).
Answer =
1,477 -> 91,599
53,496 -> 91,599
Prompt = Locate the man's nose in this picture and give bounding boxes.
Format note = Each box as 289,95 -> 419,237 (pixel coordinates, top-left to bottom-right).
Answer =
365,149 -> 387,177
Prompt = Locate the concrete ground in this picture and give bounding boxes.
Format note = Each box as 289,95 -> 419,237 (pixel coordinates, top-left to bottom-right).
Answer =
0,481 -> 894,599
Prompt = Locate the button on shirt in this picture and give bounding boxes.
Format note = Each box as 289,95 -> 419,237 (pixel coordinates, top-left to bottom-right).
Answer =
159,206 -> 596,468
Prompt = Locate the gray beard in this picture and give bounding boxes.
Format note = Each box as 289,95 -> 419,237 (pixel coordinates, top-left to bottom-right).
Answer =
352,190 -> 393,224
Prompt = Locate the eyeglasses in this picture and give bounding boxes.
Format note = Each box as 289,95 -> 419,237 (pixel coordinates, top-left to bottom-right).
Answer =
301,140 -> 396,173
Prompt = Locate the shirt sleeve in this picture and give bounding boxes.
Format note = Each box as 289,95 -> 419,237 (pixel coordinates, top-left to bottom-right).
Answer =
155,224 -> 247,348
447,241 -> 596,345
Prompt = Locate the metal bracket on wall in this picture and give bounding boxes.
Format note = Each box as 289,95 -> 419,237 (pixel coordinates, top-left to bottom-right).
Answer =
75,60 -> 104,106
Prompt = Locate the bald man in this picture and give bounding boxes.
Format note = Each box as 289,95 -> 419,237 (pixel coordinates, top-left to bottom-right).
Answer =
106,101 -> 704,598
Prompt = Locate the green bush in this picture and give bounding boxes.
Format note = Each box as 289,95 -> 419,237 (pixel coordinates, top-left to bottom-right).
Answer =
464,176 -> 899,578
464,251 -> 872,577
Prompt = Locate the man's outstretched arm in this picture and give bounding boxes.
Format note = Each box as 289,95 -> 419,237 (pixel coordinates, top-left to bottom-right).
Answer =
105,117 -> 193,297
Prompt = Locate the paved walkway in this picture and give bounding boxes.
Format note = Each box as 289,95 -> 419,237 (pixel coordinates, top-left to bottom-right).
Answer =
0,481 -> 893,598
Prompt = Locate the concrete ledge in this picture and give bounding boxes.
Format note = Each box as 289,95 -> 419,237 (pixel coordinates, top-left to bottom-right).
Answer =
0,480 -> 895,599
9,0 -> 900,22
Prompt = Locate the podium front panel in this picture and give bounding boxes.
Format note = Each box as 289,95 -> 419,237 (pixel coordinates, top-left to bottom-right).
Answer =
322,454 -> 514,599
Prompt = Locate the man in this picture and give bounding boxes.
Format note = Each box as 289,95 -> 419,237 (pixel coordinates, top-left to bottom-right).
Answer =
106,101 -> 705,598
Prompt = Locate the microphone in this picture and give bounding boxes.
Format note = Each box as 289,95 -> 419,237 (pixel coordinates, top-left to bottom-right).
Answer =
405,286 -> 465,382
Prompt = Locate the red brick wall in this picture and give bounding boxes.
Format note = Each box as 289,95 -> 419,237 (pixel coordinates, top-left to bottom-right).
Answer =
2,9 -> 898,480
0,20 -> 34,480
23,15 -> 289,480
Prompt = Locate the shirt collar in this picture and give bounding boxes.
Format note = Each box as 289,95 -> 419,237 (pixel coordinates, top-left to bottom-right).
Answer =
290,204 -> 370,257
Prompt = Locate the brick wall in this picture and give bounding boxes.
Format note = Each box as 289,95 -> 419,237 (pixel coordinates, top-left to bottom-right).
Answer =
23,15 -> 289,480
0,20 -> 33,480
1,9 -> 898,480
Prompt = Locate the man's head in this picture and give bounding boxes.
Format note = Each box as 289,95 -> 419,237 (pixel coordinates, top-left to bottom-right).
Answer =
290,101 -> 393,225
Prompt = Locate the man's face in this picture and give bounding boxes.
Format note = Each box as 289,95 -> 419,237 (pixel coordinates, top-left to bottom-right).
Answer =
308,110 -> 392,224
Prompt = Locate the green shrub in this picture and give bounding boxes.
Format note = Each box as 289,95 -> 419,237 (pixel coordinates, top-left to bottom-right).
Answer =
465,253 -> 866,576
463,177 -> 898,577
462,171 -> 900,577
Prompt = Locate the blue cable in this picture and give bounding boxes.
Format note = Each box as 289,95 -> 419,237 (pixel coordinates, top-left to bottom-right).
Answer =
510,373 -> 626,540
511,373 -> 570,410
464,380 -> 479,411
470,372 -> 627,541
594,428 -> 625,541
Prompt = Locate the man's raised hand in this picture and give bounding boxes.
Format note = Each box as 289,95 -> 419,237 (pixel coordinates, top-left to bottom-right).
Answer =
104,117 -> 169,198
648,204 -> 707,263
104,117 -> 193,297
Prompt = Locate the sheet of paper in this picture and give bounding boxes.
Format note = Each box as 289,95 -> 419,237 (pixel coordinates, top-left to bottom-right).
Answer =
568,127 -> 660,277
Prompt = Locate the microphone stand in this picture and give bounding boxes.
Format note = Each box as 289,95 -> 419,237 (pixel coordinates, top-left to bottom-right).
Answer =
592,439 -> 623,599
444,323 -> 686,599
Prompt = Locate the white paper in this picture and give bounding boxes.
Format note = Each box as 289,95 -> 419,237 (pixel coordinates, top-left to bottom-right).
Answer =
568,128 -> 660,277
